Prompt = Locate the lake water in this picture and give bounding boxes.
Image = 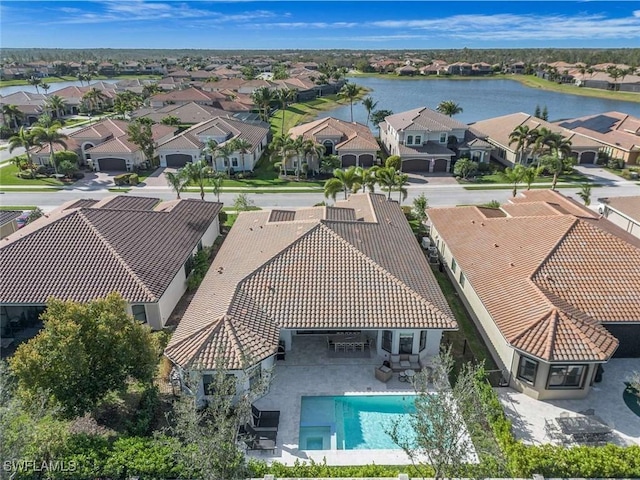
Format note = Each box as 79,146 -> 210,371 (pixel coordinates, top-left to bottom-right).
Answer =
0,79 -> 120,96
318,77 -> 640,125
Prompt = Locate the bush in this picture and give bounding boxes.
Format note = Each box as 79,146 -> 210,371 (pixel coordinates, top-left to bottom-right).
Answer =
53,150 -> 79,166
607,157 -> 625,170
477,162 -> 495,174
125,385 -> 158,436
128,173 -> 139,185
18,169 -> 34,179
218,210 -> 228,227
113,173 -> 131,186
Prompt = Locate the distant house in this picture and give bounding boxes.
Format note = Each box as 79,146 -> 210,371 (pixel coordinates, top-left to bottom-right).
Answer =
395,65 -> 418,76
131,102 -> 231,125
157,116 -> 269,170
446,62 -> 472,76
0,196 -> 222,338
597,196 -> 640,239
379,107 -> 468,173
0,211 -> 22,239
556,111 -> 640,165
0,91 -> 47,125
472,62 -> 493,75
149,87 -> 226,108
428,190 -> 640,400
164,193 -> 458,401
287,117 -> 379,172
471,112 -> 602,166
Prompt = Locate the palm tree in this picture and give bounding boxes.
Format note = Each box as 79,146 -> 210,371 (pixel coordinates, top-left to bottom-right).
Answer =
324,166 -> 360,200
271,134 -> 296,175
2,104 -> 23,129
362,97 -> 378,127
232,138 -> 252,173
291,136 -> 308,180
275,87 -> 297,135
303,140 -> 325,177
250,86 -> 274,122
508,125 -> 536,164
375,166 -> 399,200
501,165 -> 526,198
45,95 -> 67,119
370,109 -> 393,137
577,183 -> 592,206
540,154 -> 573,191
161,115 -> 181,126
165,170 -> 189,199
182,160 -> 211,200
530,127 -> 554,164
355,166 -> 379,193
436,100 -> 463,117
215,142 -> 237,177
546,132 -> 573,160
338,82 -> 362,122
41,83 -> 50,94
395,172 -> 410,204
8,127 -> 37,177
31,124 -> 68,177
521,166 -> 542,190
209,171 -> 226,202
203,139 -> 219,165
28,76 -> 42,93
77,72 -> 87,86
82,87 -> 108,115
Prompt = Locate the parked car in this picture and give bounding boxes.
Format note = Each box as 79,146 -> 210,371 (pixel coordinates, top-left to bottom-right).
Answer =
16,213 -> 30,229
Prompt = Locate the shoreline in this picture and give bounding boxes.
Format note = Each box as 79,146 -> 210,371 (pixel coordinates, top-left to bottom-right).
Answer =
0,74 -> 161,88
348,72 -> 640,104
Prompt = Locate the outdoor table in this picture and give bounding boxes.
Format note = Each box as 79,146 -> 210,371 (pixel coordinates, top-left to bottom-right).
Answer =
329,334 -> 366,352
555,415 -> 611,440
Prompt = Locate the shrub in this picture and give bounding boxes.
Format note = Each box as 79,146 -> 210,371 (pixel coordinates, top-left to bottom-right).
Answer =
218,210 -> 228,227
113,173 -> 131,186
18,169 -> 34,179
477,162 -> 494,174
607,157 -> 624,170
128,173 -> 139,185
125,385 -> 158,436
58,160 -> 78,178
53,150 -> 79,166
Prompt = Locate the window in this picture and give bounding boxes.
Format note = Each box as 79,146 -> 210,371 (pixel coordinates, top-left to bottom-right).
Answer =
459,271 -> 466,287
232,159 -> 238,167
517,356 -> 538,384
223,159 -> 228,167
407,135 -> 413,144
414,136 -> 421,145
419,331 -> 427,351
323,140 -> 334,155
248,366 -> 261,391
547,365 -> 587,389
439,133 -> 447,143
197,240 -> 203,252
203,373 -> 236,396
399,333 -> 413,354
184,255 -> 194,276
131,304 -> 147,323
382,330 -> 393,353
451,258 -> 457,273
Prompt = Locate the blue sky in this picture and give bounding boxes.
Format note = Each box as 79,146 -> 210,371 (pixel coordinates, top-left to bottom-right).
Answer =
2,1 -> 639,50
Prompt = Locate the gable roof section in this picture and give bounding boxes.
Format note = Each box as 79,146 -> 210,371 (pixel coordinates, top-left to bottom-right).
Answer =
0,211 -> 22,226
557,111 -> 640,152
288,117 -> 378,152
166,193 -> 457,370
600,195 -> 640,223
0,198 -> 222,305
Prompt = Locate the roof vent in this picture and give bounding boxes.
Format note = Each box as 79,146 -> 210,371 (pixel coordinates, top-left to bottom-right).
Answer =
544,273 -> 553,282
494,243 -> 499,247
217,266 -> 224,274
510,262 -> 515,267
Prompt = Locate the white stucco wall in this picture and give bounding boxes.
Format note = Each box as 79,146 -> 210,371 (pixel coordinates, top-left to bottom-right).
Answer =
602,207 -> 640,239
157,266 -> 187,328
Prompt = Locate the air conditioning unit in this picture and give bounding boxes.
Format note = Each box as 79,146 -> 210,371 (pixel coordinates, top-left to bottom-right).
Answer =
428,246 -> 438,255
421,237 -> 431,249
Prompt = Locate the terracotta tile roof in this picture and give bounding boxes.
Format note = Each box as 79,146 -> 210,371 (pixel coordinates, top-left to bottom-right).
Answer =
0,198 -> 222,305
158,132 -> 202,150
510,190 -> 598,218
427,190 -> 633,362
150,87 -> 220,104
86,136 -> 139,154
557,111 -> 640,152
398,141 -> 455,156
64,199 -> 99,210
599,196 -> 640,222
384,107 -> 467,133
166,193 -> 457,370
288,118 -> 378,152
70,118 -> 128,141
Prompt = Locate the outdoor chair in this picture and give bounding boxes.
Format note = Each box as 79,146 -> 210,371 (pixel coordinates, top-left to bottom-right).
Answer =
375,365 -> 392,382
242,424 -> 277,453
251,405 -> 280,429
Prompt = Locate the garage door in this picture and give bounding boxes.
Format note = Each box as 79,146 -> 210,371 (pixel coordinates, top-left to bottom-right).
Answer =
166,154 -> 192,168
341,154 -> 357,168
579,152 -> 596,164
359,154 -> 374,167
98,157 -> 127,171
433,158 -> 449,173
402,159 -> 429,172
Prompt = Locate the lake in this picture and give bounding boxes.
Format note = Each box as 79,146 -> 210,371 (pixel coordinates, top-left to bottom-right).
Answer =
318,77 -> 640,125
0,79 -> 120,96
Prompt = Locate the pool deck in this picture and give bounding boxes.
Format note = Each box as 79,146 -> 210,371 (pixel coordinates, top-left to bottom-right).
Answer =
250,336 -> 427,465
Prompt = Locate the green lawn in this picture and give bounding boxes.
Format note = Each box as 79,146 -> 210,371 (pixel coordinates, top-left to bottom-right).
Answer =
463,183 -> 601,191
270,94 -> 361,134
0,164 -> 64,186
463,170 -> 590,185
0,205 -> 36,211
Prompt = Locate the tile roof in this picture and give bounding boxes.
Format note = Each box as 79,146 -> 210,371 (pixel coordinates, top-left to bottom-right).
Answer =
288,117 -> 378,152
398,141 -> 455,156
599,195 -> 640,222
165,193 -> 457,370
384,107 -> 467,133
426,190 -> 633,362
0,198 -> 222,305
557,111 -> 640,152
0,211 -> 22,226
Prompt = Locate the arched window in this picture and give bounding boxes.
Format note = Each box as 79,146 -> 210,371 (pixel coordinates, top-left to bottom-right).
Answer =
323,140 -> 334,155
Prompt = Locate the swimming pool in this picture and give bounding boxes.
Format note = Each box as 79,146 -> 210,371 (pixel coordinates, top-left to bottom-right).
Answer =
299,395 -> 417,450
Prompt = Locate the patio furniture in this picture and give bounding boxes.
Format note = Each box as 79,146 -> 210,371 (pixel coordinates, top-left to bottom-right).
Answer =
329,334 -> 367,352
375,365 -> 392,383
251,405 -> 280,429
555,415 -> 612,443
389,354 -> 422,372
399,369 -> 416,383
242,424 -> 277,453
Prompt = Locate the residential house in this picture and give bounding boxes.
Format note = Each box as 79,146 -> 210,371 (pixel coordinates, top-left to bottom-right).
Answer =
157,116 -> 269,170
131,102 -> 231,125
0,91 -> 46,125
164,193 -> 458,401
446,62 -> 472,76
149,87 -> 226,109
556,111 -> 640,165
472,63 -> 493,75
597,196 -> 640,239
0,211 -> 22,239
379,107 -> 468,173
427,190 -> 640,400
471,112 -> 602,166
287,117 -> 379,172
395,65 -> 418,76
507,62 -> 525,74
0,196 -> 222,339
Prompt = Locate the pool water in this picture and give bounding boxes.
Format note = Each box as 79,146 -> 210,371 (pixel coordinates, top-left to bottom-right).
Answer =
299,395 -> 417,450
